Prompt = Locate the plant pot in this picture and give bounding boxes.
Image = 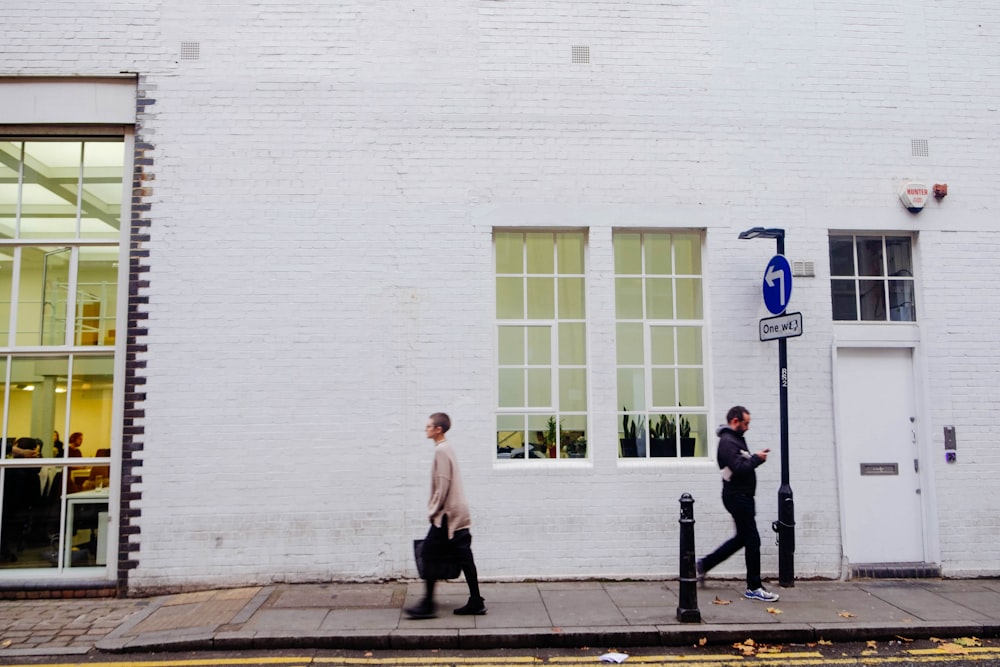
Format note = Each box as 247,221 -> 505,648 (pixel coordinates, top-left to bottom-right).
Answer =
680,437 -> 696,457
620,438 -> 639,458
650,437 -> 677,458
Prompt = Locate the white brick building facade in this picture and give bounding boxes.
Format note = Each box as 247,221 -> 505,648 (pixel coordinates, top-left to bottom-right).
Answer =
1,1 -> 998,593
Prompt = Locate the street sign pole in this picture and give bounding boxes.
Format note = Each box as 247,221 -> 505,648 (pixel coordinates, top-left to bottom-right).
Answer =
774,235 -> 795,588
740,227 -> 795,588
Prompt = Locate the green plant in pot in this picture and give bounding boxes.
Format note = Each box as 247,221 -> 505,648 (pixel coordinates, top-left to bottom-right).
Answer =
679,414 -> 696,457
650,414 -> 677,457
620,407 -> 645,457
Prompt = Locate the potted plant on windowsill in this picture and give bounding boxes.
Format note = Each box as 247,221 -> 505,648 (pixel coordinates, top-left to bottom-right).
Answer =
620,407 -> 645,457
650,414 -> 677,457
680,414 -> 696,457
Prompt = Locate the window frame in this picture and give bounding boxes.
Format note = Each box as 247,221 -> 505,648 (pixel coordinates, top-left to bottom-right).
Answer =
613,230 -> 709,461
829,233 -> 917,323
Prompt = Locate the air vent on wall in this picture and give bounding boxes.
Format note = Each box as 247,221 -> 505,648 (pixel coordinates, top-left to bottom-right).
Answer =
792,261 -> 815,277
180,42 -> 201,60
572,45 -> 590,64
911,139 -> 929,158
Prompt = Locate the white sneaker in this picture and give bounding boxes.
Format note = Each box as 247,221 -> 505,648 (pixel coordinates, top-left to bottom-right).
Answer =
744,587 -> 780,602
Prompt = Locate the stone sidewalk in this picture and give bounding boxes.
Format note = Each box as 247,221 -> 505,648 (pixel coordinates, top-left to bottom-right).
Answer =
1,578 -> 999,658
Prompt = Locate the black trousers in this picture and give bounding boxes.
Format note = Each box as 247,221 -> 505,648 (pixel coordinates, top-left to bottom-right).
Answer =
701,491 -> 762,590
423,520 -> 481,601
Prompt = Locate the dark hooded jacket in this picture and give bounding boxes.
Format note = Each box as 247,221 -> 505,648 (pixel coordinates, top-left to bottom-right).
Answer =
716,424 -> 763,496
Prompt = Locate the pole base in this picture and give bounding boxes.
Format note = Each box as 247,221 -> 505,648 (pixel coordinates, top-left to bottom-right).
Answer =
676,607 -> 701,623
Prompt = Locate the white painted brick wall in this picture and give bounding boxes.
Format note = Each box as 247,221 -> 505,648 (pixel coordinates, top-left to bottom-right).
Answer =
2,0 -> 999,591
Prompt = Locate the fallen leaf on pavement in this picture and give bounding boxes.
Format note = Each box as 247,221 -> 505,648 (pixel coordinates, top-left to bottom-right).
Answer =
713,596 -> 731,605
766,607 -> 782,614
939,643 -> 969,654
930,637 -> 946,643
733,641 -> 757,657
551,627 -> 562,633
698,637 -> 707,646
838,610 -> 856,618
954,637 -> 983,647
757,645 -> 783,654
0,639 -> 11,649
895,636 -> 913,643
817,639 -> 833,645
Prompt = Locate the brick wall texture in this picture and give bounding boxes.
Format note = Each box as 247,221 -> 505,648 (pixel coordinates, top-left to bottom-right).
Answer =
2,0 -> 998,592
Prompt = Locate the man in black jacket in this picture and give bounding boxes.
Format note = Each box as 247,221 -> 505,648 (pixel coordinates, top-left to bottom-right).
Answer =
697,406 -> 779,602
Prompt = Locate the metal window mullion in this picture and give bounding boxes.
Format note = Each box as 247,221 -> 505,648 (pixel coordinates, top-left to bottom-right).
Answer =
76,143 -> 85,238
65,248 -> 79,345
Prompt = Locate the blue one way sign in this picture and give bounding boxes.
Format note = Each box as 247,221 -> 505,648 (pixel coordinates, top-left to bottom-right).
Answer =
762,255 -> 792,315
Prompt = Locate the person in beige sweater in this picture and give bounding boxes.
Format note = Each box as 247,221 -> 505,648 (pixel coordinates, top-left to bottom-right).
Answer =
405,412 -> 486,619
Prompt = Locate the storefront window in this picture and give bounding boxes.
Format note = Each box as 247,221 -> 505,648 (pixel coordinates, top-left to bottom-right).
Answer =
0,139 -> 124,570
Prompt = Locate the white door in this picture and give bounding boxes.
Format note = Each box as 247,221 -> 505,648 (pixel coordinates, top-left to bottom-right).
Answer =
835,347 -> 923,563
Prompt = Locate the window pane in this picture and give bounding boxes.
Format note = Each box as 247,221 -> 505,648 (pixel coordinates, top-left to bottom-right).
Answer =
0,142 -> 18,239
77,247 -> 118,346
556,232 -> 584,274
678,368 -> 705,406
528,414 -> 555,458
495,232 -> 523,273
674,233 -> 702,275
645,278 -> 673,319
829,236 -> 855,276
559,368 -> 587,411
498,368 -> 524,407
558,323 -> 585,365
526,368 -> 551,407
526,327 -> 550,364
676,326 -> 702,364
80,142 -> 124,240
856,237 -> 884,277
66,356 -> 114,456
526,234 -> 554,274
885,237 -> 913,276
561,414 -> 587,458
681,413 -> 708,457
859,279 -> 886,320
6,357 -> 69,451
651,368 -> 677,407
496,277 -> 523,318
17,247 -> 71,346
616,323 -> 643,365
889,281 -> 916,321
614,233 -> 641,274
497,414 -> 524,457
644,234 -> 672,275
497,326 -> 524,365
617,368 -> 645,411
20,142 -> 81,239
649,326 -> 675,365
615,278 -> 643,319
675,278 -> 703,319
526,277 -> 554,319
831,279 -> 857,320
557,277 -> 585,318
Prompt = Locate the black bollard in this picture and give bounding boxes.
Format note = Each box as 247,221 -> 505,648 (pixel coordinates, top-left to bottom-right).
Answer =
676,492 -> 701,622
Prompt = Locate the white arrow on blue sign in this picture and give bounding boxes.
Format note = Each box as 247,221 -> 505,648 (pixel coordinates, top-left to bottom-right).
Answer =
762,254 -> 793,315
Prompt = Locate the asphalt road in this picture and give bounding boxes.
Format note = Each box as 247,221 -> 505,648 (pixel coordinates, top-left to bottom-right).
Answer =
1,638 -> 999,667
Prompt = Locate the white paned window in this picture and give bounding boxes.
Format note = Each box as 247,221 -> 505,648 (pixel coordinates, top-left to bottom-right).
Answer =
830,235 -> 916,322
614,231 -> 708,459
495,231 -> 588,460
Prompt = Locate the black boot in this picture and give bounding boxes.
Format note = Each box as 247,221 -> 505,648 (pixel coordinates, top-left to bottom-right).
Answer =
453,596 -> 487,615
404,597 -> 436,619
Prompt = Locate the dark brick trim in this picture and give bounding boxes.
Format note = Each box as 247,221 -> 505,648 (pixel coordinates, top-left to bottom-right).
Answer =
116,79 -> 154,596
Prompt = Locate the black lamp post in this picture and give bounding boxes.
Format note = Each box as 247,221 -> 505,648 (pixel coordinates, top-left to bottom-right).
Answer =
738,226 -> 795,588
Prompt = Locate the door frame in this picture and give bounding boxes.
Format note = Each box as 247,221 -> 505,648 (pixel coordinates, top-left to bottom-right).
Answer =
831,335 -> 939,567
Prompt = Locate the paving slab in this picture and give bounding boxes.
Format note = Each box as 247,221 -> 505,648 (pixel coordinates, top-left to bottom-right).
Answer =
860,582 -> 993,621
539,588 -> 628,627
603,582 -> 678,608
239,608 -> 329,631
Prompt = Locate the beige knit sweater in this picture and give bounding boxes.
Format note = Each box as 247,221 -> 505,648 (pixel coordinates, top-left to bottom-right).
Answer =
428,440 -> 471,539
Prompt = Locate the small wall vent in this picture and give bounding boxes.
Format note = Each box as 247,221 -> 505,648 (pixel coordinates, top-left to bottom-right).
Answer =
180,42 -> 201,60
571,45 -> 590,64
792,261 -> 815,277
911,139 -> 929,158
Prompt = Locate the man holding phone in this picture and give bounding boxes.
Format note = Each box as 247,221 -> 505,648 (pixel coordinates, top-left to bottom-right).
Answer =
696,406 -> 779,602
